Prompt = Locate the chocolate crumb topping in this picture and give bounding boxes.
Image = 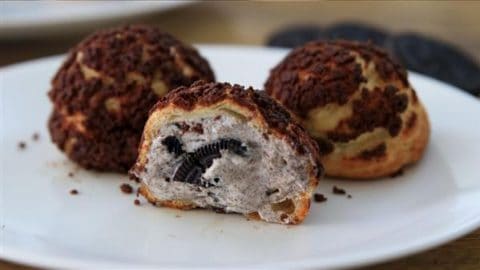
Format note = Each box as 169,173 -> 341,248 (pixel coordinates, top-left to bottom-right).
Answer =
357,143 -> 387,160
70,189 -> 79,195
32,133 -> 40,141
332,186 -> 347,195
68,172 -> 74,177
316,137 -> 334,155
120,183 -> 133,194
327,86 -> 408,143
265,40 -> 408,118
134,199 -> 141,205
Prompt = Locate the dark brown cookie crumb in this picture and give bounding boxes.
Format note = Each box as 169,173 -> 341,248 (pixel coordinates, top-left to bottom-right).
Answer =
313,193 -> 327,203
280,213 -> 289,222
70,189 -> 79,195
134,199 -> 141,206
357,143 -> 387,160
129,174 -> 141,183
18,142 -> 26,150
347,194 -> 352,199
175,122 -> 190,133
120,183 -> 133,194
332,186 -> 347,195
191,123 -> 204,134
266,188 -> 279,196
32,133 -> 40,141
68,172 -> 74,177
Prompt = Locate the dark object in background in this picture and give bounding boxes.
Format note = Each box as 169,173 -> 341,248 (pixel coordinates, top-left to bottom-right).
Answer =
267,25 -> 324,48
324,22 -> 389,47
391,33 -> 480,96
266,23 -> 480,97
267,22 -> 387,48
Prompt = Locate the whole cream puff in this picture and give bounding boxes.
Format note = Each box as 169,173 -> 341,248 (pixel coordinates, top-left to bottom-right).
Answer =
265,40 -> 429,179
48,25 -> 215,172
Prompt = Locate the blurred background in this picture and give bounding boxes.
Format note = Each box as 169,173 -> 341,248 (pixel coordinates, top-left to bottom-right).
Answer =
1,1 -> 479,269
1,1 -> 479,96
1,1 -> 479,63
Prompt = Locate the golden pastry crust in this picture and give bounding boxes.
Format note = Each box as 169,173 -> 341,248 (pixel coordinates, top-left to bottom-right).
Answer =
265,40 -> 430,179
130,81 -> 323,224
48,25 -> 214,172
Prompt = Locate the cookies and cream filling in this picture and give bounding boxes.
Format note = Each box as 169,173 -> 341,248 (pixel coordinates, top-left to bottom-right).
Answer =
135,111 -> 311,223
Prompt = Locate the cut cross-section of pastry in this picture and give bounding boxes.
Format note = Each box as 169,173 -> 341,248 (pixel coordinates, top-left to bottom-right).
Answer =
130,81 -> 323,224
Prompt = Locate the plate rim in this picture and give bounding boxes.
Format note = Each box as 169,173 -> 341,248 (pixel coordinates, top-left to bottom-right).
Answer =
1,45 -> 480,270
0,1 -> 194,38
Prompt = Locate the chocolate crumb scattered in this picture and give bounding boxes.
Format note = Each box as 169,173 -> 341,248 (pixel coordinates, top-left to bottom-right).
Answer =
68,172 -> 74,177
134,199 -> 141,206
347,194 -> 352,199
70,189 -> 78,195
175,214 -> 181,218
136,188 -> 140,197
332,186 -> 347,195
120,183 -> 133,194
18,142 -> 26,150
313,193 -> 327,203
32,133 -> 40,141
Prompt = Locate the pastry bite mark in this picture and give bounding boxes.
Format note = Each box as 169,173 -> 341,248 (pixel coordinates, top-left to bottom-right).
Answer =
131,82 -> 323,224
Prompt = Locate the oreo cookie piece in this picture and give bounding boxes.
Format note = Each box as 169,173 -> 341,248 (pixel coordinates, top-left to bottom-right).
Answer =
325,22 -> 389,47
391,33 -> 480,96
266,25 -> 324,48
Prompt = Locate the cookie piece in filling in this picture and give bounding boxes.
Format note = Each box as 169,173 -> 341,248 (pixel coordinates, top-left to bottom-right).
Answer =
130,81 -> 322,224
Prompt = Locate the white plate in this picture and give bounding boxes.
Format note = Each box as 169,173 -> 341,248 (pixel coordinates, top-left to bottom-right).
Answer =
1,45 -> 480,270
0,1 -> 192,38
